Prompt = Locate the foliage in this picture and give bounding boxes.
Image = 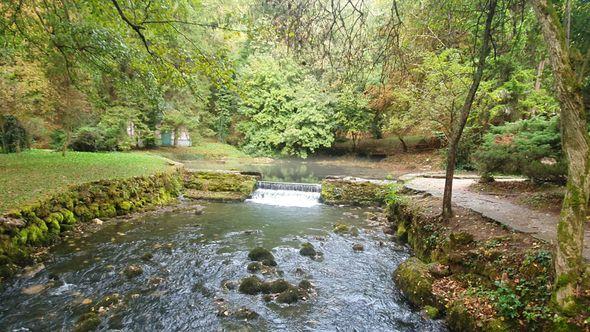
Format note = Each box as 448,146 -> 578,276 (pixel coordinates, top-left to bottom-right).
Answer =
473,116 -> 566,182
1,115 -> 29,153
237,54 -> 335,158
70,127 -> 107,152
334,87 -> 373,150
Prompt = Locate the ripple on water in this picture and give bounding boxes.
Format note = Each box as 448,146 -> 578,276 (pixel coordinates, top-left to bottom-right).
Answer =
0,202 -> 447,332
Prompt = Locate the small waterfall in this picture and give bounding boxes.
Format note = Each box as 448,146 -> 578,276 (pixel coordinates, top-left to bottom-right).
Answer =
246,181 -> 321,207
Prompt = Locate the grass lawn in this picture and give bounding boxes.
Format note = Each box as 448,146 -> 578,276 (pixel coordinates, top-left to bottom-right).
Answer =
153,141 -> 251,160
0,150 -> 175,213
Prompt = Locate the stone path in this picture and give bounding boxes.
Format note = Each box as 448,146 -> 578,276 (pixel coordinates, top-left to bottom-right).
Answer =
402,175 -> 590,261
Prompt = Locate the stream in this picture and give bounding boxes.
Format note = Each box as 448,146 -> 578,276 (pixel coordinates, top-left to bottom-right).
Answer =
0,184 -> 446,331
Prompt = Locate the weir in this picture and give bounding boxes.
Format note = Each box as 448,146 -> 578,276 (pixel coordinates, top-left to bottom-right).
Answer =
246,181 -> 322,207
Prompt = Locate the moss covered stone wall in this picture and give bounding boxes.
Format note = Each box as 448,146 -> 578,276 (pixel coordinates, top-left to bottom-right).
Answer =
320,178 -> 390,206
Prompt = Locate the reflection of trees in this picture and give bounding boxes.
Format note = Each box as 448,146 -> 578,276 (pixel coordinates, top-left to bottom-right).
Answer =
259,162 -> 320,183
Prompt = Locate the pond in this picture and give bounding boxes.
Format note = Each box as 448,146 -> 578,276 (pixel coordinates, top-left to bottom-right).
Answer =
0,189 -> 446,331
181,158 -> 391,183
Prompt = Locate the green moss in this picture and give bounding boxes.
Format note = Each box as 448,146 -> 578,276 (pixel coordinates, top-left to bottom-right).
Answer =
333,223 -> 349,233
423,305 -> 440,319
238,276 -> 264,295
321,179 -> 389,206
247,262 -> 262,272
74,312 -> 101,332
267,279 -> 291,293
393,257 -> 436,307
276,286 -> 301,304
118,201 -> 133,212
248,247 -> 276,266
299,242 -> 316,257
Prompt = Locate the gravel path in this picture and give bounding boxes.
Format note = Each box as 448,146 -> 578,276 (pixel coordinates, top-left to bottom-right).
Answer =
403,176 -> 590,260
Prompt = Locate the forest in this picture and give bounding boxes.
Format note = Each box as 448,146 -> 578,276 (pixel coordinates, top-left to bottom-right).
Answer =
0,0 -> 589,331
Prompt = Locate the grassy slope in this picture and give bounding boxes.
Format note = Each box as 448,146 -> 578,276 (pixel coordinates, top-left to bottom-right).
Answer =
0,150 -> 174,213
154,141 -> 251,160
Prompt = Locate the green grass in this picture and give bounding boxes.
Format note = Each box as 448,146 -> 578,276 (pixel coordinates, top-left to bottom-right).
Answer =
154,141 -> 250,160
0,149 -> 174,213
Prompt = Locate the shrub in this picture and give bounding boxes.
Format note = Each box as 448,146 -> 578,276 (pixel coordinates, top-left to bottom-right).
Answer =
473,116 -> 566,183
70,126 -> 106,152
1,115 -> 29,153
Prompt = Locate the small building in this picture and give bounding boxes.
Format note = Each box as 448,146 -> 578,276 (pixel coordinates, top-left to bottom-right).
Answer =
158,126 -> 192,147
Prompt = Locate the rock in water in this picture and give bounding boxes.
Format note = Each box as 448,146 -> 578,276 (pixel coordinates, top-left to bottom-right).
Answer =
352,243 -> 364,252
92,218 -> 103,225
194,205 -> 205,215
299,242 -> 316,257
123,265 -> 143,278
247,247 -> 277,266
21,284 -> 46,295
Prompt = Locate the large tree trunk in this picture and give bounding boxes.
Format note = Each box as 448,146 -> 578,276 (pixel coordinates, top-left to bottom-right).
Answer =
398,136 -> 408,153
530,0 -> 590,312
442,0 -> 498,220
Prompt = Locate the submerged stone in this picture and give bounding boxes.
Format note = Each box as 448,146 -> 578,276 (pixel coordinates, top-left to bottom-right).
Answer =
267,279 -> 291,293
298,279 -> 313,290
234,307 -> 259,320
141,253 -> 153,261
299,242 -> 316,257
123,265 -> 143,279
73,312 -> 101,332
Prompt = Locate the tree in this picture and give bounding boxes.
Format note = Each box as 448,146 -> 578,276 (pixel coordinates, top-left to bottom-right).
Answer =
334,87 -> 372,152
529,0 -> 590,312
442,0 -> 498,220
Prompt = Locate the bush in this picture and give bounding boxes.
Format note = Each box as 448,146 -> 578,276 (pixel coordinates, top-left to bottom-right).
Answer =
70,126 -> 106,152
473,116 -> 566,183
1,115 -> 29,153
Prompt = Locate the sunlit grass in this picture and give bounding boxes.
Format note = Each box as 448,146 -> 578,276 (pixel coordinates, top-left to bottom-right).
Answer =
0,149 -> 174,213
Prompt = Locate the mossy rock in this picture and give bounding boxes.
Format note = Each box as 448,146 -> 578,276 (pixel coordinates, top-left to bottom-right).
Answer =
118,201 -> 133,212
298,279 -> 313,290
333,223 -> 349,234
393,257 -> 436,308
238,276 -> 264,295
299,242 -> 316,257
446,300 -> 509,332
123,265 -> 143,279
247,262 -> 262,272
320,180 -> 388,206
267,279 -> 291,293
248,247 -> 276,266
276,286 -> 301,304
74,312 -> 101,332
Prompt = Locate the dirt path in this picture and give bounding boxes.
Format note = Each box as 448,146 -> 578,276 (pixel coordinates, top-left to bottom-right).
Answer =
402,175 -> 590,260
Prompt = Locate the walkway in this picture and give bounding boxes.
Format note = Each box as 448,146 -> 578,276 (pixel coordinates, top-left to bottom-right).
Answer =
402,175 -> 590,260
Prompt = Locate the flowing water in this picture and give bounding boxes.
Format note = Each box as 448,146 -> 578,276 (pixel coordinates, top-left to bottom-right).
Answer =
0,185 -> 446,331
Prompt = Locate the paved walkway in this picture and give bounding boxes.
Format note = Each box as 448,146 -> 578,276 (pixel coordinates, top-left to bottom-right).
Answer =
403,176 -> 590,260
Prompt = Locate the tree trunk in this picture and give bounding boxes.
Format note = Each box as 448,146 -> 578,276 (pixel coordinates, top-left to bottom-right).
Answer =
173,128 -> 179,147
442,0 -> 498,221
62,131 -> 70,157
534,59 -> 545,91
398,136 -> 408,153
531,0 -> 590,312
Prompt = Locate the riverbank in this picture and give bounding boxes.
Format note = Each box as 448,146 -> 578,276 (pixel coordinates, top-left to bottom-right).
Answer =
387,191 -> 590,330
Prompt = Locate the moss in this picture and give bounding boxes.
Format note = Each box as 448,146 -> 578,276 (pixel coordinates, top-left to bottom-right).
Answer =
118,201 -> 133,212
74,312 -> 101,332
267,279 -> 291,293
238,276 -> 264,295
449,232 -> 474,248
298,279 -> 312,290
333,223 -> 349,233
248,247 -> 276,266
247,262 -> 262,272
320,179 -> 389,206
393,257 -> 436,308
423,305 -> 440,319
299,242 -> 316,257
396,221 -> 408,242
276,286 -> 301,304
123,265 -> 143,278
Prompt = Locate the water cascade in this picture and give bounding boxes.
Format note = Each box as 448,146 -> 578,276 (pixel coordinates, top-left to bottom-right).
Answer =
246,181 -> 321,207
